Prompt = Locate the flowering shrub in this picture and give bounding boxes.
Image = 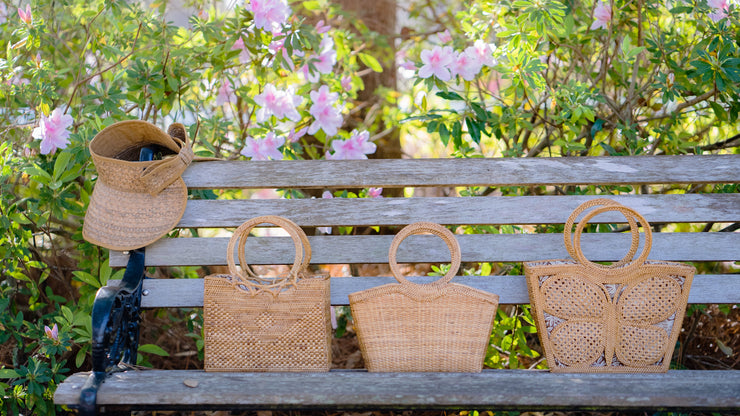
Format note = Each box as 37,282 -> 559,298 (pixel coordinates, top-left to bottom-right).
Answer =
400,0 -> 739,158
0,0 -> 393,413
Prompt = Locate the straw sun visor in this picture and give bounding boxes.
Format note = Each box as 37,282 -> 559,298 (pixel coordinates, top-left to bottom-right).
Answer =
82,120 -> 193,251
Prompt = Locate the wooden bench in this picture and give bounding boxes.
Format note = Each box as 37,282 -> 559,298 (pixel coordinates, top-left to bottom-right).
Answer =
55,155 -> 740,415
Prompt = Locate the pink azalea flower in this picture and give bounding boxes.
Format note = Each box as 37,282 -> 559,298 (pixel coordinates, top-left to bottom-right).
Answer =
590,1 -> 612,30
308,86 -> 343,136
288,127 -> 307,143
44,323 -> 59,342
277,87 -> 303,122
418,46 -> 454,82
308,103 -> 343,137
32,108 -> 73,155
315,19 -> 331,34
302,36 -> 337,83
250,0 -> 290,33
268,37 -> 295,70
451,50 -> 483,81
310,85 -> 339,108
240,132 -> 285,160
231,37 -> 250,64
254,84 -> 303,122
486,72 -> 502,96
437,29 -> 452,43
215,79 -> 235,106
322,191 -> 333,199
341,76 -> 352,91
400,61 -> 416,70
326,129 -> 376,160
367,187 -> 383,198
707,0 -> 729,21
468,40 -> 496,68
18,4 -> 31,24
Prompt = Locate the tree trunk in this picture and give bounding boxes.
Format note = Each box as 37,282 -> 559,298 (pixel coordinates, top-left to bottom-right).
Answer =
337,0 -> 402,162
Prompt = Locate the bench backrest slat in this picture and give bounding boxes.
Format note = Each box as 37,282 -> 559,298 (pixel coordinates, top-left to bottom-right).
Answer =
110,232 -> 739,267
117,274 -> 740,308
182,155 -> 740,188
177,194 -> 740,228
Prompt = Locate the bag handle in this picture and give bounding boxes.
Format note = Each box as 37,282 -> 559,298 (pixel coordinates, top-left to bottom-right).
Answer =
226,215 -> 311,294
388,222 -> 461,288
563,198 -> 640,268
565,199 -> 652,276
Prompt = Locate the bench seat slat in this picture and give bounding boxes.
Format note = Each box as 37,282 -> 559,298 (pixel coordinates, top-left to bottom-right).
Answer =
178,194 -> 740,228
54,370 -> 740,412
182,155 -> 740,188
112,274 -> 740,307
110,232 -> 740,267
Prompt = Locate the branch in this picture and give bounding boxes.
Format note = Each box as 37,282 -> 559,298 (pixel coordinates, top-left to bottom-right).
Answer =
64,22 -> 143,114
698,133 -> 740,152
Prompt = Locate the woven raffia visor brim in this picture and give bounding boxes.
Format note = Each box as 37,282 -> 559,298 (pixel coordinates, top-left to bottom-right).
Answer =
83,176 -> 187,251
82,120 -> 189,251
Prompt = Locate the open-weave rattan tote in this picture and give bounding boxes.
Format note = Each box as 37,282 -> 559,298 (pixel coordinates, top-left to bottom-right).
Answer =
204,216 -> 331,372
524,199 -> 695,373
349,222 -> 499,372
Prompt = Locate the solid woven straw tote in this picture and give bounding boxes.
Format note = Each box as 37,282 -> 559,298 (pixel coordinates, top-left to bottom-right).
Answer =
204,215 -> 331,372
349,222 -> 499,372
524,199 -> 695,373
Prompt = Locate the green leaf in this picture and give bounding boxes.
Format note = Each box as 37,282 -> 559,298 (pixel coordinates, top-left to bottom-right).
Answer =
717,339 -> 733,357
438,124 -> 450,146
436,91 -> 464,101
138,344 -> 169,357
465,118 -> 481,144
52,151 -> 72,182
358,53 -> 382,73
600,142 -> 620,156
76,346 -> 89,368
709,102 -> 727,122
591,119 -> 606,139
25,165 -> 52,182
669,6 -> 693,14
0,369 -> 19,379
72,271 -> 102,288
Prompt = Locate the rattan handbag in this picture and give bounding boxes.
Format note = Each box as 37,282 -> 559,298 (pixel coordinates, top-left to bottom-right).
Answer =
524,199 -> 695,373
204,215 -> 331,372
349,222 -> 499,372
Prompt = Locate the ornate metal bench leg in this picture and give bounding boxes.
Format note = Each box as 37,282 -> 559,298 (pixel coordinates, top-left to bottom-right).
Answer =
78,248 -> 145,415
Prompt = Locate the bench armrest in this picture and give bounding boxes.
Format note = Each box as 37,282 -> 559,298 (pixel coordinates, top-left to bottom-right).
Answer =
80,248 -> 146,415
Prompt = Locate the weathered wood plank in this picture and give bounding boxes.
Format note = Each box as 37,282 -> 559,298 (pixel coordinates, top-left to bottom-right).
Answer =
175,194 -> 740,228
54,369 -> 740,411
181,155 -> 740,189
110,232 -> 740,267
110,274 -> 740,308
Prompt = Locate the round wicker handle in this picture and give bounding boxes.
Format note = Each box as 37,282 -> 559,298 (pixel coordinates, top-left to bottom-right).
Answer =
388,222 -> 461,287
568,201 -> 653,276
226,215 -> 311,291
564,198 -> 640,269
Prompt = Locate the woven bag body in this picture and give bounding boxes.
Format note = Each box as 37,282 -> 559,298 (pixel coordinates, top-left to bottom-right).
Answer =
350,222 -> 499,372
203,216 -> 331,372
524,199 -> 695,373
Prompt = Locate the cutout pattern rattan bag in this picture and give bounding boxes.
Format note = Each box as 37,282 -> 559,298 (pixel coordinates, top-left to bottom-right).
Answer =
524,199 -> 695,373
349,222 -> 499,372
204,216 -> 331,372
